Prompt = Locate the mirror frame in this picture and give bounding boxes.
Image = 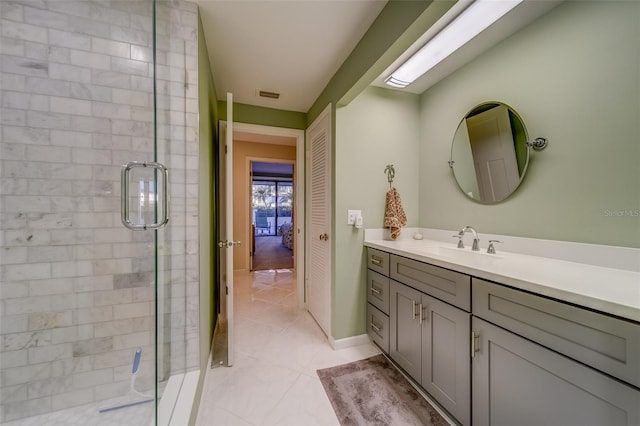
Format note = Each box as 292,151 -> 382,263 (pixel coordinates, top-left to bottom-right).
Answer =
449,101 -> 530,204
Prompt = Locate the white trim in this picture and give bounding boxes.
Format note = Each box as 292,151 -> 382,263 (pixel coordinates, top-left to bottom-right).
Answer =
329,333 -> 371,350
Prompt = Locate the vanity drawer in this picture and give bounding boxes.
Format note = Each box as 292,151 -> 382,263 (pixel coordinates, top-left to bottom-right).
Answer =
390,254 -> 471,311
473,278 -> 640,388
367,248 -> 390,276
367,270 -> 390,315
367,303 -> 389,353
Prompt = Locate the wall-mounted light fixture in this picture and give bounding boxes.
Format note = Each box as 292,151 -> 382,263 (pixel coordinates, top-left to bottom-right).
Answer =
384,0 -> 523,88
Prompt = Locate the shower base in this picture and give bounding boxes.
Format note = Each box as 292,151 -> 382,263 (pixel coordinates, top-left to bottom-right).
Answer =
2,395 -> 154,426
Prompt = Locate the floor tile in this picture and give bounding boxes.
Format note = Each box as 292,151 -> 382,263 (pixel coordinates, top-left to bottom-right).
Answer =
261,373 -> 340,426
196,269 -> 378,426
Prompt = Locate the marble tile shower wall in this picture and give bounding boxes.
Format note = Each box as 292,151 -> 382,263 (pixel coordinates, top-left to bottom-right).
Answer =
0,0 -> 199,422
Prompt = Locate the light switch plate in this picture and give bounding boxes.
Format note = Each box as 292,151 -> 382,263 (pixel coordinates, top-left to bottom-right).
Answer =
347,210 -> 361,225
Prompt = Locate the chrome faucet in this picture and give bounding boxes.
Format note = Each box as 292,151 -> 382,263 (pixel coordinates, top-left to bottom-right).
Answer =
458,226 -> 480,251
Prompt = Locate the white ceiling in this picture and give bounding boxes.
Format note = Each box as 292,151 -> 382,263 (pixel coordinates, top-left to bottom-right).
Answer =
196,0 -> 387,113
196,0 -> 561,119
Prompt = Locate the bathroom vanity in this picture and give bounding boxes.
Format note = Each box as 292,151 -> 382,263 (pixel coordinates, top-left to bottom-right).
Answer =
365,230 -> 640,426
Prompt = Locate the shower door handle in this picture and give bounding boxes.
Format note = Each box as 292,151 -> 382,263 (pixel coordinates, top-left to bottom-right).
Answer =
121,161 -> 170,230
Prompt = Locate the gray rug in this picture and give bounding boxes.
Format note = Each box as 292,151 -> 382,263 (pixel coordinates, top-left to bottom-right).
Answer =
317,354 -> 449,426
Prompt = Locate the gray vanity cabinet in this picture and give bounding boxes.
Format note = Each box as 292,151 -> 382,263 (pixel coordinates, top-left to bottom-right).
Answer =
366,249 -> 391,353
389,259 -> 471,426
472,278 -> 640,426
389,280 -> 423,378
472,317 -> 640,426
366,245 -> 640,426
473,278 -> 640,388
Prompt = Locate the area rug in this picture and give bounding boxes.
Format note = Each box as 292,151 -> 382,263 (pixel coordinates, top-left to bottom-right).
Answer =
317,354 -> 448,426
252,236 -> 293,270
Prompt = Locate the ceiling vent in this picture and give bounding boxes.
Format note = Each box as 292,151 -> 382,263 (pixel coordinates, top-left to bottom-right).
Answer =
258,90 -> 280,99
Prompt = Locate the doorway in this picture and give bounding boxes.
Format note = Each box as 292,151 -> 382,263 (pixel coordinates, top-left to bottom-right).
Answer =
224,122 -> 306,310
251,162 -> 295,271
214,121 -> 305,371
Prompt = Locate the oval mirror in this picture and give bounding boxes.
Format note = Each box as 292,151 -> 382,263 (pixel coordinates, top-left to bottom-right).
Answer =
450,102 -> 529,204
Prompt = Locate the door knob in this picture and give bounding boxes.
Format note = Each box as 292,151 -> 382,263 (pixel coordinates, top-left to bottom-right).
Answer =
218,240 -> 241,248
319,233 -> 329,241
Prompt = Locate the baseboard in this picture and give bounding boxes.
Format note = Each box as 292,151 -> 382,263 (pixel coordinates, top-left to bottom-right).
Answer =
329,333 -> 370,350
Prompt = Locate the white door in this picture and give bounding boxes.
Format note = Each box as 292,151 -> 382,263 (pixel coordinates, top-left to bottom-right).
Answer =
306,105 -> 332,337
219,93 -> 237,366
466,104 -> 520,203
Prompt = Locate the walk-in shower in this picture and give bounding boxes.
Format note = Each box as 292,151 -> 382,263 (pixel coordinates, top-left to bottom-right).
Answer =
0,0 -> 200,424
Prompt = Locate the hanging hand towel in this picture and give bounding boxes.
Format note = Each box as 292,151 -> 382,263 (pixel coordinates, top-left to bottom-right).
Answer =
384,187 -> 407,240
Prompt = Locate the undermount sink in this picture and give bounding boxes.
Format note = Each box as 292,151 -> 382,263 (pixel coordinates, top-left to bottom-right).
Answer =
415,245 -> 503,261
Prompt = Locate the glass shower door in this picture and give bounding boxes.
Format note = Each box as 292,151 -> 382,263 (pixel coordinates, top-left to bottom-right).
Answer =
0,0 -> 199,424
153,1 -> 200,424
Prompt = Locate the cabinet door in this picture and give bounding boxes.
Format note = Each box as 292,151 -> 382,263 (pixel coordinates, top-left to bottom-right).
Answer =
473,277 -> 640,388
472,317 -> 640,426
421,294 -> 471,426
389,280 -> 422,379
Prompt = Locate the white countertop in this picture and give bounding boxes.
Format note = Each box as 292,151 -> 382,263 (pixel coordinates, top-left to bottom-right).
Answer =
364,229 -> 640,323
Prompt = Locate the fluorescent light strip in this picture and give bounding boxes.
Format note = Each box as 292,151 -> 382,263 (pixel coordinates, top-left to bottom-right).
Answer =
385,0 -> 523,88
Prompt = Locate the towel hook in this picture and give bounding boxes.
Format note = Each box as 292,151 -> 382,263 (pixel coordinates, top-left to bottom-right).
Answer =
384,164 -> 395,188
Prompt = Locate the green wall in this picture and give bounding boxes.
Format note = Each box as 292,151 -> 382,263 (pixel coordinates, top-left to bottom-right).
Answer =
192,13 -> 218,424
418,0 -> 639,248
331,0 -> 639,341
334,87 -> 420,339
218,101 -> 306,129
321,0 -> 455,340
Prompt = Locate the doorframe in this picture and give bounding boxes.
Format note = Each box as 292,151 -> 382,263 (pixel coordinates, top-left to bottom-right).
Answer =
247,157 -> 296,272
231,122 -> 305,309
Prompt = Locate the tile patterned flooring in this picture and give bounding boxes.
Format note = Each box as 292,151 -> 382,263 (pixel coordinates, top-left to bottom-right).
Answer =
195,269 -> 380,426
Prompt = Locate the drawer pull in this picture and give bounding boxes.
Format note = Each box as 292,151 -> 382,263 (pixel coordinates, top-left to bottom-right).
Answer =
471,331 -> 479,358
370,286 -> 382,295
370,256 -> 382,266
412,300 -> 417,320
419,303 -> 427,325
370,322 -> 382,333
